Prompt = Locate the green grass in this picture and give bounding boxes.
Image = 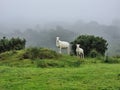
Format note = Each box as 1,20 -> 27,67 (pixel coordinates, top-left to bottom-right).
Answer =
0,50 -> 104,68
0,64 -> 120,90
0,50 -> 120,90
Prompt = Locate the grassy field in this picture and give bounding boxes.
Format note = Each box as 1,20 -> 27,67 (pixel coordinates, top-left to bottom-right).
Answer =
0,50 -> 120,90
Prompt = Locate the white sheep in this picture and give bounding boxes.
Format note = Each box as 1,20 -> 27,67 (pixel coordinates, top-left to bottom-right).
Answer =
56,37 -> 70,54
76,44 -> 84,58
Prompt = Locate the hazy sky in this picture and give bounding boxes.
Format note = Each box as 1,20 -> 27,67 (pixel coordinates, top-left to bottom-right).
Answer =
0,0 -> 120,24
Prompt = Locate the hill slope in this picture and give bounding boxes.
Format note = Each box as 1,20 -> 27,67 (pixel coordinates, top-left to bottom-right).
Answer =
0,50 -> 120,90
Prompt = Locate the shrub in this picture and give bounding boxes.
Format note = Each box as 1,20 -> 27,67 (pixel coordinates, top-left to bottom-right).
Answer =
71,35 -> 108,56
22,47 -> 60,59
0,37 -> 26,53
23,47 -> 40,59
89,49 -> 101,58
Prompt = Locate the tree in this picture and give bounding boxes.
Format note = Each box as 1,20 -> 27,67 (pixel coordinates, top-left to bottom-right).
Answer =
71,35 -> 108,56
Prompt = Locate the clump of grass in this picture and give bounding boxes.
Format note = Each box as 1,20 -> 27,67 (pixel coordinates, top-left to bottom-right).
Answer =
35,59 -> 60,68
104,55 -> 120,63
113,55 -> 120,58
35,55 -> 83,68
0,51 -> 17,60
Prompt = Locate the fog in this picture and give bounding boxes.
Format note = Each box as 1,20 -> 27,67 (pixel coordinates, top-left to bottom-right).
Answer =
0,0 -> 120,26
0,0 -> 120,56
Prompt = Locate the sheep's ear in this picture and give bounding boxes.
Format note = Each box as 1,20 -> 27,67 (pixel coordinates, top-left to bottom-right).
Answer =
76,44 -> 79,47
77,44 -> 80,46
56,37 -> 59,39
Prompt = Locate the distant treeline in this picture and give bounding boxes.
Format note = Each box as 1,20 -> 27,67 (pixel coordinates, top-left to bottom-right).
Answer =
0,20 -> 120,55
0,37 -> 26,53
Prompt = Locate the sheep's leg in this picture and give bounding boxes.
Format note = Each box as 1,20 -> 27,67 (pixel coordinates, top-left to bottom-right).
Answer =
67,48 -> 69,55
57,47 -> 59,53
83,53 -> 84,59
80,53 -> 81,58
77,52 -> 79,57
59,47 -> 62,54
67,47 -> 70,55
82,53 -> 84,59
76,52 -> 78,56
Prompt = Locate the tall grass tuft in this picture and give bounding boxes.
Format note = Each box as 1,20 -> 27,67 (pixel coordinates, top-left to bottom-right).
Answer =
104,55 -> 120,63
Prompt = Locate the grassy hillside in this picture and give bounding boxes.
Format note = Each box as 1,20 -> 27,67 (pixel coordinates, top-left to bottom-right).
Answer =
0,64 -> 120,90
0,49 -> 120,90
0,49 -> 105,68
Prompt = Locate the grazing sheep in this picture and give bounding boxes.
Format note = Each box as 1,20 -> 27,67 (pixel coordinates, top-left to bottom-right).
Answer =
56,37 -> 70,54
76,44 -> 84,58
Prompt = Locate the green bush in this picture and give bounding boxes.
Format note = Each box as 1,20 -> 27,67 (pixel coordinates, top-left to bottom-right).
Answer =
71,35 -> 108,56
0,37 -> 26,53
23,47 -> 40,59
22,47 -> 60,59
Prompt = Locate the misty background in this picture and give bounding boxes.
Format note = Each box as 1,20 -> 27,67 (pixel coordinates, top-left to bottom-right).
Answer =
0,0 -> 120,56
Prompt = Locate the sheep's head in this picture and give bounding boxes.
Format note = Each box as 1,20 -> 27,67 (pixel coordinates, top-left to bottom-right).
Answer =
76,44 -> 80,48
56,37 -> 60,47
56,37 -> 59,41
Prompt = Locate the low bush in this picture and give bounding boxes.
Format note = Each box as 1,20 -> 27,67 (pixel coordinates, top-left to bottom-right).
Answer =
22,47 -> 60,59
89,49 -> 101,58
0,37 -> 26,53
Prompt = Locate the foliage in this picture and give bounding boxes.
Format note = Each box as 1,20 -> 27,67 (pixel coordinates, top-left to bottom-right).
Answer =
89,49 -> 101,58
22,47 -> 60,59
71,35 -> 108,56
0,37 -> 26,53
